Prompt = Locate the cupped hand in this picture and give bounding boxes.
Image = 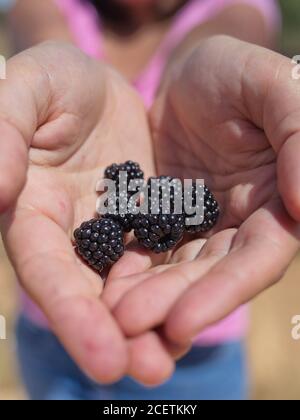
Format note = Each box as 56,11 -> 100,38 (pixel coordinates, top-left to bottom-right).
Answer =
106,35 -> 300,346
0,42 -> 178,385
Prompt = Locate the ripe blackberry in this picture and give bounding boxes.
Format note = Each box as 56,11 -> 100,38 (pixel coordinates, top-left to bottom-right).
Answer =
104,196 -> 138,233
74,218 -> 125,273
133,176 -> 184,253
104,161 -> 144,185
147,176 -> 182,213
184,183 -> 219,234
104,212 -> 136,233
133,213 -> 185,254
104,161 -> 144,232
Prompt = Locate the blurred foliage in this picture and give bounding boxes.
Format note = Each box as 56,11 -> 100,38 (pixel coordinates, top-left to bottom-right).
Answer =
279,0 -> 300,56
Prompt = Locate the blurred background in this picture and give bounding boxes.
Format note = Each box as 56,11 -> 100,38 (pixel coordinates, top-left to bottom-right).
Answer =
1,0 -> 300,400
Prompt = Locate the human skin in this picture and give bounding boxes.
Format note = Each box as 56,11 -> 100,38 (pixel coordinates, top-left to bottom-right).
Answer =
0,42 -> 175,385
4,2 -> 297,387
103,36 -> 300,349
2,35 -> 297,387
1,37 -> 300,386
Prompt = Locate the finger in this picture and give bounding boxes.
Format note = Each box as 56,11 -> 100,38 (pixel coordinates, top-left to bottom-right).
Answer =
165,199 -> 300,343
170,237 -> 207,263
0,55 -> 40,212
278,134 -> 300,221
109,242 -> 168,279
102,243 -> 168,309
103,271 -> 155,310
113,229 -> 237,336
162,341 -> 191,361
128,331 -> 175,386
1,208 -> 129,383
156,327 -> 191,360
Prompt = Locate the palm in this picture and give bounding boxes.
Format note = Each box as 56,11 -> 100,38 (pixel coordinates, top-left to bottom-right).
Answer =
109,36 -> 300,346
17,104 -> 153,288
153,82 -> 277,231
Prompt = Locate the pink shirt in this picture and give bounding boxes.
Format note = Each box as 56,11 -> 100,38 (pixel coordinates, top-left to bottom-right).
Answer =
22,0 -> 280,345
54,0 -> 281,107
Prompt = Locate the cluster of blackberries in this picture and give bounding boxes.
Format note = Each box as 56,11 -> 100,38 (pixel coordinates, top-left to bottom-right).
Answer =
73,161 -> 220,273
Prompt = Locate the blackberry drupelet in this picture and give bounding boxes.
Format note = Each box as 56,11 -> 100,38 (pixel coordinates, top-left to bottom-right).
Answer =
184,183 -> 219,234
133,213 -> 185,254
74,218 -> 125,273
133,176 -> 184,253
104,161 -> 144,185
104,161 -> 144,232
105,212 -> 136,233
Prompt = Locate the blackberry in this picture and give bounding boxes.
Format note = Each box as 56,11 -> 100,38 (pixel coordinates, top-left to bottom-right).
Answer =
104,161 -> 144,185
133,176 -> 184,253
184,183 -> 219,234
133,214 -> 185,254
104,212 -> 136,233
104,161 -> 144,232
147,176 -> 182,214
74,218 -> 125,273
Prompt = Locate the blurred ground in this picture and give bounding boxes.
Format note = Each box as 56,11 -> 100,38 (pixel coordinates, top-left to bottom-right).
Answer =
0,244 -> 24,400
249,258 -> 300,400
1,0 -> 300,401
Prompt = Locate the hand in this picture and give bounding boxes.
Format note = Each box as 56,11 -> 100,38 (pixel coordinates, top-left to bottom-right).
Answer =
105,36 -> 300,346
0,42 -> 177,385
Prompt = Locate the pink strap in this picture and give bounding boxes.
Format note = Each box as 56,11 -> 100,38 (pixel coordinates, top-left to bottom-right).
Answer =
54,0 -> 280,106
53,0 -> 103,58
135,0 -> 281,106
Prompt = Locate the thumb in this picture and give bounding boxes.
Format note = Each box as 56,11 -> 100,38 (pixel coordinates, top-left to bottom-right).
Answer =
267,71 -> 300,222
0,49 -> 47,212
257,53 -> 300,222
277,134 -> 300,223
